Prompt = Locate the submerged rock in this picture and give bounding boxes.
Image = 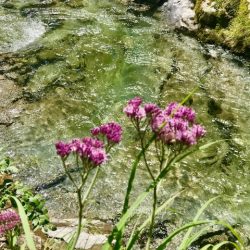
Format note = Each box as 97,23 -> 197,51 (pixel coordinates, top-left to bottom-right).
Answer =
48,218 -> 111,249
0,75 -> 24,126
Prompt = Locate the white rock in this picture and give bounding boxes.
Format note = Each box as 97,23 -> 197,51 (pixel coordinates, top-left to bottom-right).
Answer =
201,0 -> 216,13
162,0 -> 198,31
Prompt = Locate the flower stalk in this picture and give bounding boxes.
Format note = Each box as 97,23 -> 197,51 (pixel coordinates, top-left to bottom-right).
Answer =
55,122 -> 122,249
123,97 -> 206,249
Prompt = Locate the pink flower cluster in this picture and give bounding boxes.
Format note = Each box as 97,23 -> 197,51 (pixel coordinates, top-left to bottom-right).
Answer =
124,97 -> 206,145
56,137 -> 106,166
91,122 -> 122,144
0,209 -> 20,235
55,122 -> 122,166
123,97 -> 146,119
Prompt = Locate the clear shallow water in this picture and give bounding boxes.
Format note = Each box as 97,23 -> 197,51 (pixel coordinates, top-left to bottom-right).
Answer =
0,0 -> 250,236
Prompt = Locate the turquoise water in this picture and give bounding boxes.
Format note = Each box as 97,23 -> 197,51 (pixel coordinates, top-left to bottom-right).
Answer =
0,0 -> 250,239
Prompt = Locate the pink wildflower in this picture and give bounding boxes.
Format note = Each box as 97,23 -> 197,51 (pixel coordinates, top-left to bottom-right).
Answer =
150,103 -> 205,145
128,96 -> 142,106
91,127 -> 100,136
55,137 -> 107,167
144,103 -> 160,115
192,124 -> 206,138
165,102 -> 196,122
91,122 -> 122,144
82,137 -> 104,148
89,147 -> 107,166
124,97 -> 146,120
0,209 -> 20,235
55,141 -> 71,158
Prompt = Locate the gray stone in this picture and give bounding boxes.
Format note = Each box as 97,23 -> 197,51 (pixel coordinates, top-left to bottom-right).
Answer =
201,0 -> 216,14
47,218 -> 111,249
162,0 -> 198,31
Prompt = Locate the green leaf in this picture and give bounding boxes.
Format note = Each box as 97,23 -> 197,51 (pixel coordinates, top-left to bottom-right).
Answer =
103,135 -> 157,249
198,140 -> 224,151
178,196 -> 220,250
180,86 -> 199,105
20,243 -> 27,250
213,221 -> 244,247
102,189 -> 150,250
29,196 -> 40,206
11,196 -> 36,250
179,219 -> 244,250
126,214 -> 142,250
104,140 -> 221,250
122,134 -> 156,215
156,220 -> 211,250
200,244 -> 213,250
182,224 -> 212,248
126,191 -> 182,250
12,234 -> 18,246
212,241 -> 241,250
67,229 -> 78,250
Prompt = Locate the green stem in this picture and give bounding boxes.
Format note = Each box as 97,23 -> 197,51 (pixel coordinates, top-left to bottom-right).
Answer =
122,134 -> 157,215
71,188 -> 83,250
61,159 -> 78,189
159,142 -> 165,172
155,140 -> 162,162
180,86 -> 199,105
136,121 -> 155,181
9,230 -> 13,250
82,167 -> 100,207
79,171 -> 89,190
70,167 -> 100,250
146,185 -> 157,250
107,135 -> 156,249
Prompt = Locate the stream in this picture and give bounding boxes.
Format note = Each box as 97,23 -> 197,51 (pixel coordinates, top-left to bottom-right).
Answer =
0,0 -> 250,241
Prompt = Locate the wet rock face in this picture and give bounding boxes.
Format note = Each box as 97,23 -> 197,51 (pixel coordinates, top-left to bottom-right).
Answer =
161,0 -> 198,31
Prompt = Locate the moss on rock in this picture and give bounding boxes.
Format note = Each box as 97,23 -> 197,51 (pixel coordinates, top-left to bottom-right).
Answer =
194,0 -> 250,55
223,0 -> 250,53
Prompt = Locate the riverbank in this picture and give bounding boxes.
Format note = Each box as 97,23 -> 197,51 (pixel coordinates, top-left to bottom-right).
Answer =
130,0 -> 250,56
163,0 -> 250,57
